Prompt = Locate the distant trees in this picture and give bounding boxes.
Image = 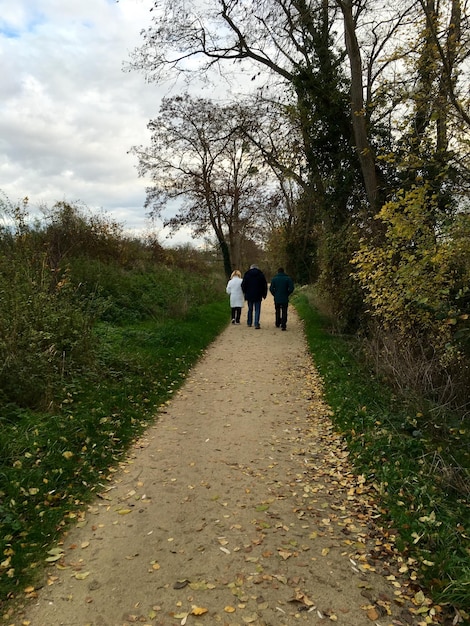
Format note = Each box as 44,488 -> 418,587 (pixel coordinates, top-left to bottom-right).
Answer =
131,94 -> 277,276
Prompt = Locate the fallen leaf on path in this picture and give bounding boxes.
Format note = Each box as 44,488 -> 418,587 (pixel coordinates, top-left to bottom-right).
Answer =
288,590 -> 315,607
278,548 -> 292,560
173,612 -> 188,624
173,579 -> 190,589
189,580 -> 211,590
273,574 -> 287,584
256,503 -> 270,511
366,607 -> 380,620
45,554 -> 64,562
191,605 -> 208,615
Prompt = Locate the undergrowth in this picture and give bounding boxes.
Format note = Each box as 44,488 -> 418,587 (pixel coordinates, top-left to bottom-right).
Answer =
293,292 -> 470,617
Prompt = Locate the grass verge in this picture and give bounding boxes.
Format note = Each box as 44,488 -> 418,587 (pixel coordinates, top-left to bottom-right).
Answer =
293,292 -> 470,617
0,299 -> 228,607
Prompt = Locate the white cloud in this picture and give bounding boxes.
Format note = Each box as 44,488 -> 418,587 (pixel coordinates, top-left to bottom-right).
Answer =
0,0 -> 197,244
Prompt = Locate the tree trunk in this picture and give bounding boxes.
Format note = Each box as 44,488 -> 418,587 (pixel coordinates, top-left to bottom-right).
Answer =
338,0 -> 380,214
219,239 -> 232,279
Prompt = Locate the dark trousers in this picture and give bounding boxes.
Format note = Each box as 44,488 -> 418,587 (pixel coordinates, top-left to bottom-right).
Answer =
231,307 -> 242,323
275,302 -> 288,329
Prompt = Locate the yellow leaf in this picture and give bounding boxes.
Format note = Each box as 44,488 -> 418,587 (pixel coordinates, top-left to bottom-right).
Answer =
62,451 -> 74,460
117,508 -> 132,515
224,606 -> 236,613
45,554 -> 63,562
414,590 -> 426,605
74,571 -> 90,580
367,607 -> 379,620
191,605 -> 208,615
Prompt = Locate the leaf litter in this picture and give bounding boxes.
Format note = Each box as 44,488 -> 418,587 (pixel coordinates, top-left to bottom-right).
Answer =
12,305 -> 447,626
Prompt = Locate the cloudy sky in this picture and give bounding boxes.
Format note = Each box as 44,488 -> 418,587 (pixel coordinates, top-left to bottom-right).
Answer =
0,0 -> 198,244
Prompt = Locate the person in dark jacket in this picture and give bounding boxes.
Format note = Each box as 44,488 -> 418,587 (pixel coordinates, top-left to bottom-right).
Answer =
241,264 -> 268,329
269,267 -> 294,330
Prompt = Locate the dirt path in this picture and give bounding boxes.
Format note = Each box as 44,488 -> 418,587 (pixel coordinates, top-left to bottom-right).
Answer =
17,295 -> 436,626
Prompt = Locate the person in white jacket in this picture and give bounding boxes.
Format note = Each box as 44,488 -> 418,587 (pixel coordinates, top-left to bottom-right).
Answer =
226,270 -> 244,324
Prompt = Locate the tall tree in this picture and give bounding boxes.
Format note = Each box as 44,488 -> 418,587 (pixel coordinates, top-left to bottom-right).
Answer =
131,94 -> 271,276
130,0 -> 358,224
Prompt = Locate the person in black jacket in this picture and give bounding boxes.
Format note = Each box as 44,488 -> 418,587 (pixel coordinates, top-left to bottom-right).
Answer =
241,264 -> 268,329
269,267 -> 294,330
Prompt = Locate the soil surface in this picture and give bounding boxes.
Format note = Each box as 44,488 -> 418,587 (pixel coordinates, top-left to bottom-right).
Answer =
16,295 -> 437,626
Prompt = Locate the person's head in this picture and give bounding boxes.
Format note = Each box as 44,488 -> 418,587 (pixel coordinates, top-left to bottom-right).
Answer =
231,270 -> 241,278
277,267 -> 284,273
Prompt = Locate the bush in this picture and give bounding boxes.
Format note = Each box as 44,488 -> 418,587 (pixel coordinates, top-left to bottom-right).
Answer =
0,249 -> 97,408
352,185 -> 470,413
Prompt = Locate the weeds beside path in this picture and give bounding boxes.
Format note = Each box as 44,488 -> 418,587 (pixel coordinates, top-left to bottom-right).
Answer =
14,296 -> 442,626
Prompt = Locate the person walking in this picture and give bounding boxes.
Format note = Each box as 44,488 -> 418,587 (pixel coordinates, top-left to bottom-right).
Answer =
241,264 -> 268,329
269,267 -> 294,331
226,270 -> 244,324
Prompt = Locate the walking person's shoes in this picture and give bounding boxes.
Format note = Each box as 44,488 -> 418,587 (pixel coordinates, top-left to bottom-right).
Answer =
282,327 -> 286,331
232,319 -> 235,324
255,325 -> 261,329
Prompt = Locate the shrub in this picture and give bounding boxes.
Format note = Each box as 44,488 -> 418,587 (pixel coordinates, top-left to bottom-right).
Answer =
352,185 -> 470,411
0,251 -> 97,408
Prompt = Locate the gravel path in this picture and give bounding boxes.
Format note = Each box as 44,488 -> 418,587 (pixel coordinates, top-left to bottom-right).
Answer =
16,295 -> 436,626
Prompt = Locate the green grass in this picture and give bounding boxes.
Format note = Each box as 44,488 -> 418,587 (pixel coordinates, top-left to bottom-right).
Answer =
0,299 -> 229,605
293,291 -> 470,616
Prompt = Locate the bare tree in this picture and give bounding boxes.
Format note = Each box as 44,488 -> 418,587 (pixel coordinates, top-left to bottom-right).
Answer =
130,94 -> 273,276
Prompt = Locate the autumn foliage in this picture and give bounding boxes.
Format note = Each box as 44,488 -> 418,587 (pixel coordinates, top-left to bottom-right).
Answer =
353,184 -> 470,407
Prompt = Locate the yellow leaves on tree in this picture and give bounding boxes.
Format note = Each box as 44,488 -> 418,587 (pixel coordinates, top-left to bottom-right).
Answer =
352,183 -> 470,356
